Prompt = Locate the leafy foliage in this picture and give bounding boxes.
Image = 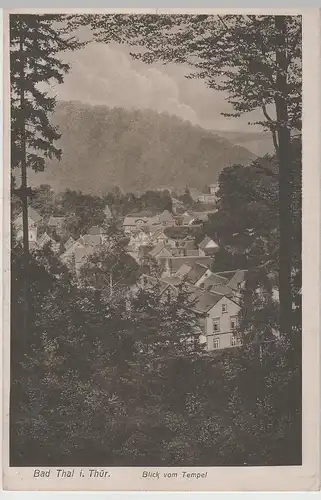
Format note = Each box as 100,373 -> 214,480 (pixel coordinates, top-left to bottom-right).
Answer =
76,14 -> 301,135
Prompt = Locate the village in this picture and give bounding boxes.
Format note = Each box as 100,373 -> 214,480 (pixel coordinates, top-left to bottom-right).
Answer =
13,182 -> 250,353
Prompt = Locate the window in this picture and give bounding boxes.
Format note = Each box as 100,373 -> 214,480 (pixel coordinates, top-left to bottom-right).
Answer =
212,318 -> 220,333
213,337 -> 220,349
231,335 -> 238,347
230,317 -> 237,331
222,304 -> 227,314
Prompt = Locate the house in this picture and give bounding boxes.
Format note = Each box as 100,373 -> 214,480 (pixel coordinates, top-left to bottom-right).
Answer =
200,272 -> 228,290
60,231 -> 103,272
196,193 -> 216,204
191,211 -> 214,223
136,271 -> 242,352
123,216 -> 149,234
199,184 -> 218,204
192,291 -> 242,351
87,226 -> 105,235
37,232 -> 60,253
159,256 -> 213,277
209,183 -> 219,195
171,240 -> 201,258
48,215 -> 65,235
135,273 -> 178,297
171,197 -> 185,214
82,233 -> 103,247
64,237 -> 76,251
215,269 -> 248,295
184,262 -> 212,285
122,210 -> 167,234
104,205 -> 112,220
73,245 -> 98,273
163,226 -> 200,243
158,210 -> 176,227
60,238 -> 85,268
195,184 -> 218,205
149,228 -> 168,246
14,207 -> 42,244
198,236 -> 219,256
189,188 -> 204,202
181,212 -> 195,226
148,243 -> 173,260
128,228 -> 151,251
174,263 -> 193,279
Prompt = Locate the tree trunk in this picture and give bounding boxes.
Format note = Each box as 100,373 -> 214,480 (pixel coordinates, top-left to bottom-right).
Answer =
275,16 -> 293,338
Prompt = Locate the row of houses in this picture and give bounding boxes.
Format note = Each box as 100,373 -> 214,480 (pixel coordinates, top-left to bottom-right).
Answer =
189,183 -> 218,205
123,208 -> 214,234
13,207 -> 65,250
14,206 -> 276,355
156,183 -> 219,205
13,208 -> 105,270
122,209 -> 219,268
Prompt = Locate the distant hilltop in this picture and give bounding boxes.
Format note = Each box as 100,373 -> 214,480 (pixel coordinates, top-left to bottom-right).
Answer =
28,101 -> 257,195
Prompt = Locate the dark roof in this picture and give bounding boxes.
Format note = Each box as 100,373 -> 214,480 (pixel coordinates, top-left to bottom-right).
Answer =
189,289 -> 224,314
216,270 -> 239,279
128,210 -> 158,218
227,270 -> 247,289
37,232 -> 53,247
209,284 -> 235,298
161,275 -> 182,286
190,212 -> 210,222
81,234 -> 102,247
149,243 -> 173,258
161,256 -> 212,274
202,273 -> 229,291
159,210 -> 175,222
175,264 -> 193,277
150,228 -> 166,241
48,215 -> 64,226
215,269 -> 248,290
87,226 -> 104,235
186,262 -> 210,284
74,245 -> 96,265
138,274 -> 175,294
164,226 -> 200,240
64,237 -> 75,250
138,245 -> 153,257
123,216 -> 149,226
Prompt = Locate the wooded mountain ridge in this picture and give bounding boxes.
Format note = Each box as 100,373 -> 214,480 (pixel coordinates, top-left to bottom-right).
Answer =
28,101 -> 257,195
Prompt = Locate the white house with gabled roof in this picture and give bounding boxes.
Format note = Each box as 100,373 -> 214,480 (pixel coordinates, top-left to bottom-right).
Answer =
14,207 -> 42,244
190,290 -> 242,351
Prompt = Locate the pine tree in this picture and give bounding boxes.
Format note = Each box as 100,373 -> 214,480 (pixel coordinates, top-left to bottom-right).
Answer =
10,14 -> 84,334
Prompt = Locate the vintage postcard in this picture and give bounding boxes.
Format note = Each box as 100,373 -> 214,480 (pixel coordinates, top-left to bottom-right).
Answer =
2,7 -> 320,491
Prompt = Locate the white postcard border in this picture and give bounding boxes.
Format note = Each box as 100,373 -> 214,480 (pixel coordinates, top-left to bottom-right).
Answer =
2,7 -> 320,492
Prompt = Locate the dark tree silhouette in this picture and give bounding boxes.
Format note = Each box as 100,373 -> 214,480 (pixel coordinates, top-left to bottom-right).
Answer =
10,14 -> 84,334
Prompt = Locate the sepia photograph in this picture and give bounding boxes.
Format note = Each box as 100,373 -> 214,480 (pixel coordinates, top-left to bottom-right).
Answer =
2,7 -> 319,492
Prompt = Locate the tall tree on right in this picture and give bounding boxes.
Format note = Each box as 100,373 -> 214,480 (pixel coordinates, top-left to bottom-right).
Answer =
81,13 -> 302,337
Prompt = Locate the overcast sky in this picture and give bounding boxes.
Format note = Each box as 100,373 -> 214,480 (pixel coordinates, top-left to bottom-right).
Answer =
53,40 -> 268,135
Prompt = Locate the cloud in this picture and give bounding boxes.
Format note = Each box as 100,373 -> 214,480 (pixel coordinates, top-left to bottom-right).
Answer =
53,41 -> 265,133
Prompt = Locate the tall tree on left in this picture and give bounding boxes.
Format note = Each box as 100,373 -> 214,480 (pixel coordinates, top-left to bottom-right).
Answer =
10,14 -> 83,334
